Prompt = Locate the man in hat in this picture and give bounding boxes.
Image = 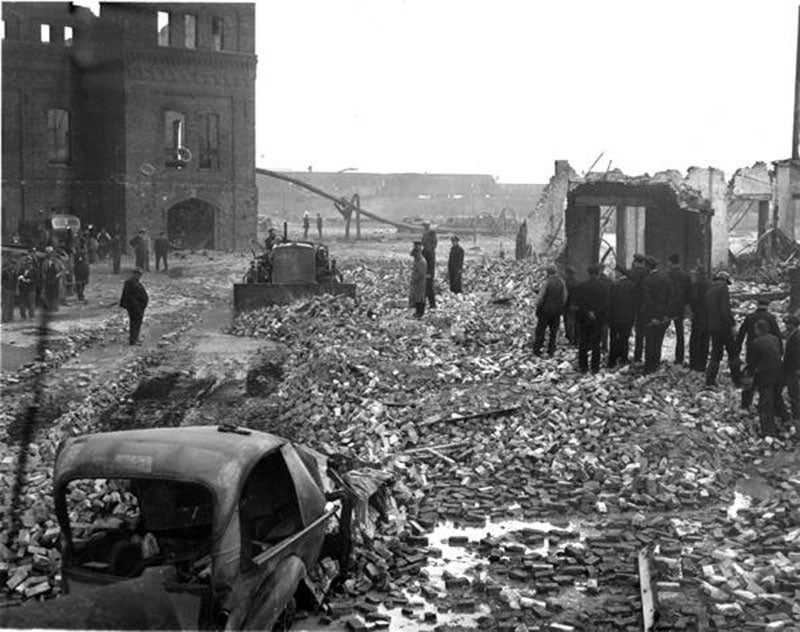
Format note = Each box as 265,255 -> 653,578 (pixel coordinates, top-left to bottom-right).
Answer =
640,255 -> 672,373
782,313 -> 800,433
303,211 -> 311,240
16,255 -> 38,320
616,253 -> 648,362
666,254 -> 692,365
688,266 -> 711,371
421,222 -> 438,309
264,227 -> 281,251
447,235 -> 464,294
119,268 -> 149,345
575,264 -> 609,373
705,270 -> 741,387
316,213 -> 323,240
533,264 -> 567,357
736,297 -> 783,409
746,320 -> 789,437
408,242 -> 427,318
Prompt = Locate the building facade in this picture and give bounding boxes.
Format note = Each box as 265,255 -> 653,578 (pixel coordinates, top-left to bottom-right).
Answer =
2,2 -> 257,250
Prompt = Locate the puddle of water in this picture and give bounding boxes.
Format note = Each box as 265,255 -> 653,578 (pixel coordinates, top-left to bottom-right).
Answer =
292,517 -> 586,631
727,476 -> 775,519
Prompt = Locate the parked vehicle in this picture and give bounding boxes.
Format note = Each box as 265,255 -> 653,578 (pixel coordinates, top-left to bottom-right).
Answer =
4,425 -> 353,630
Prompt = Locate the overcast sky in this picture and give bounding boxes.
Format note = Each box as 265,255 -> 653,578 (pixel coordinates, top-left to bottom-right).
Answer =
256,0 -> 800,183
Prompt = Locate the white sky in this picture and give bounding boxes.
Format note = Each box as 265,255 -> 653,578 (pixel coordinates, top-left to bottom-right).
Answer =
256,0 -> 800,183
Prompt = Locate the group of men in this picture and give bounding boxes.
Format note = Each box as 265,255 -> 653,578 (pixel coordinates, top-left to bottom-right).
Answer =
533,253 -> 800,438
408,223 -> 464,317
129,229 -> 170,273
1,224 -> 119,321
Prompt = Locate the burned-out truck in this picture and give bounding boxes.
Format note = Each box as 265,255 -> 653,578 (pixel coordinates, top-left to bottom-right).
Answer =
4,425 -> 353,630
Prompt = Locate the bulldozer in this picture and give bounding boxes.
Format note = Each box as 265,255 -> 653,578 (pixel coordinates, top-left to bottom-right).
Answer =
234,240 -> 356,314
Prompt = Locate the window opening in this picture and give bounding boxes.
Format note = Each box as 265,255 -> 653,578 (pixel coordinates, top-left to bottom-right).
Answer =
199,114 -> 219,170
40,24 -> 50,43
47,109 -> 70,164
211,17 -> 224,51
64,25 -> 73,46
157,11 -> 169,46
184,14 -> 196,48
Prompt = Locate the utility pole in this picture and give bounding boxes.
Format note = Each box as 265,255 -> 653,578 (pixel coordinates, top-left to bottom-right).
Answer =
794,4 -> 800,159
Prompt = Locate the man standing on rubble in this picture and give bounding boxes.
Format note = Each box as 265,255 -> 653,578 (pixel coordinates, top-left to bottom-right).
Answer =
667,254 -> 692,365
747,319 -> 789,437
119,267 -> 149,345
616,253 -> 648,362
607,268 -> 636,368
782,314 -> 800,434
409,242 -> 427,318
533,265 -> 567,357
421,222 -> 438,309
640,256 -> 672,373
737,297 -> 783,409
303,211 -> 311,240
447,235 -> 464,294
316,213 -> 323,240
688,266 -> 711,371
705,271 -> 742,387
575,264 -> 609,374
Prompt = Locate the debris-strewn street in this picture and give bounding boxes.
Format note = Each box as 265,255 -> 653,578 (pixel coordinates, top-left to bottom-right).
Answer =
1,235 -> 799,631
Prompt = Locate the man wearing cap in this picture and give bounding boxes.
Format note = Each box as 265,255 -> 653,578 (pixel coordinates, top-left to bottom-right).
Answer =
421,222 -> 438,309
746,320 -> 789,437
688,266 -> 711,371
408,242 -> 427,318
666,254 -> 692,365
736,297 -> 783,409
119,268 -> 149,345
264,227 -> 281,251
640,256 -> 672,373
783,314 -> 800,433
705,271 -> 741,387
575,264 -> 609,373
616,253 -> 648,362
533,265 -> 567,357
447,235 -> 464,294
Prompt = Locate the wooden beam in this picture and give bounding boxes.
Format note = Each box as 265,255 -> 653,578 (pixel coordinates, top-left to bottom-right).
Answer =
638,548 -> 656,632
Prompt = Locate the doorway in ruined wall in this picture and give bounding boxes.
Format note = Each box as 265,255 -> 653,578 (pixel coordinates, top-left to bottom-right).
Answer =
166,198 -> 217,250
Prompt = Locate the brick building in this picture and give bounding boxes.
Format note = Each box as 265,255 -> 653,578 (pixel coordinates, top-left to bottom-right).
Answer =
2,2 -> 257,250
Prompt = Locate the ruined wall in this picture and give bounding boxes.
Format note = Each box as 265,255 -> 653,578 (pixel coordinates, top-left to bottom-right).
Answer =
527,160 -> 577,252
685,167 -> 728,268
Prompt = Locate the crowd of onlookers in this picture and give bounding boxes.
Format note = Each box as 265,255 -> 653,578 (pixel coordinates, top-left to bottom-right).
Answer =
1,223 -> 123,322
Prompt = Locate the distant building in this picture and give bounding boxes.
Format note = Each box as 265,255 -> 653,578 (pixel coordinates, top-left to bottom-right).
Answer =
256,170 -> 545,223
2,2 -> 257,250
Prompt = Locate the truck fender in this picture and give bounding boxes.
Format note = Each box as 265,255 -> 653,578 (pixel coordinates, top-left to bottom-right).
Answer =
230,555 -> 306,631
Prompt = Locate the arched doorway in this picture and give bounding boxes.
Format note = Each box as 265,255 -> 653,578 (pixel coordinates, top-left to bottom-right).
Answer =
167,198 -> 217,250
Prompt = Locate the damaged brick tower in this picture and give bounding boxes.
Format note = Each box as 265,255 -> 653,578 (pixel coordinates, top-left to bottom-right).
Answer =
2,2 -> 257,250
